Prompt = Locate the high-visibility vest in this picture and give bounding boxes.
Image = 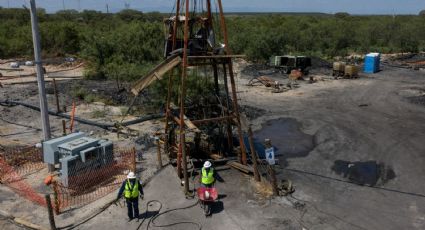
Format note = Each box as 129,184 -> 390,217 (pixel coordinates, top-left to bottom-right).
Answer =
201,168 -> 214,185
124,179 -> 139,199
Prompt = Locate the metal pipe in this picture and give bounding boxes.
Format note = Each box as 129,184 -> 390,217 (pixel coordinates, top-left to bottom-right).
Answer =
0,100 -> 162,130
164,71 -> 174,157
206,0 -> 212,22
179,0 -> 190,194
217,0 -> 230,53
172,0 -> 181,50
228,60 -> 247,164
217,0 -> 247,165
213,60 -> 219,95
222,62 -> 233,151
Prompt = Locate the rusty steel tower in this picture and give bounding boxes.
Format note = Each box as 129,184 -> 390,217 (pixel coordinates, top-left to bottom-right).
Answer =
132,0 -> 248,194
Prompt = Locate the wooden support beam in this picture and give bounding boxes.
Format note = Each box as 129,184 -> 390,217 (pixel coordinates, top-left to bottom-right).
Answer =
191,116 -> 234,125
188,55 -> 246,59
248,127 -> 261,182
131,55 -> 181,95
228,161 -> 254,174
172,115 -> 201,133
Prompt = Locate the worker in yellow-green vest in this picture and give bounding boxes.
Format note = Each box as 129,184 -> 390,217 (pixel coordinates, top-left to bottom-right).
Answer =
200,161 -> 224,188
117,172 -> 144,221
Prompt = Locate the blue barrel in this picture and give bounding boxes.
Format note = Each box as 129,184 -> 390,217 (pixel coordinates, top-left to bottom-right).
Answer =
364,53 -> 380,73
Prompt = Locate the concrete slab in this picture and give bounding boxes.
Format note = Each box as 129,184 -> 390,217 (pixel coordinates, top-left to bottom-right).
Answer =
79,165 -> 245,230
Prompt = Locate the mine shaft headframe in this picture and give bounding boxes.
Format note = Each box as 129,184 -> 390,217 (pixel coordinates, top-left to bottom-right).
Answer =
162,0 -> 248,194
164,0 -> 234,58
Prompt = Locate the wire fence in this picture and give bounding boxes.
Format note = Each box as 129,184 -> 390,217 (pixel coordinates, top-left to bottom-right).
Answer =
0,145 -> 137,213
52,147 -> 135,213
0,145 -> 45,180
0,145 -> 47,206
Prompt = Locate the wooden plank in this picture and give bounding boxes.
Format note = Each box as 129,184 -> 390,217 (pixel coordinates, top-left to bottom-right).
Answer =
188,54 -> 246,59
227,161 -> 253,174
191,116 -> 234,125
131,55 -> 182,95
169,103 -> 201,133
172,115 -> 201,133
209,153 -> 224,160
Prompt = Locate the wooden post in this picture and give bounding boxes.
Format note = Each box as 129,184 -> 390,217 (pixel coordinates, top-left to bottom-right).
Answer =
156,139 -> 163,169
268,165 -> 278,196
52,181 -> 60,215
213,60 -> 219,95
132,147 -> 137,173
248,127 -> 260,182
70,101 -> 76,133
52,78 -> 60,113
45,194 -> 57,230
61,120 -> 66,136
222,63 -> 233,152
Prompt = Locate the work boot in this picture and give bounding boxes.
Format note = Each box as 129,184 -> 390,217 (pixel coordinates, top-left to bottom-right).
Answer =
127,217 -> 134,222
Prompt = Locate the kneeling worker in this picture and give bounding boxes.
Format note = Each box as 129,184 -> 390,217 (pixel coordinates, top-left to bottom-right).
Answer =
117,172 -> 144,221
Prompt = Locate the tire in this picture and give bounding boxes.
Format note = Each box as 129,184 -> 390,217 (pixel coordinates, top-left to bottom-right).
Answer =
204,203 -> 211,216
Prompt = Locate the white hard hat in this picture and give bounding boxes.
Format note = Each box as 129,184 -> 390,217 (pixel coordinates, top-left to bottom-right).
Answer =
203,161 -> 212,168
127,171 -> 136,179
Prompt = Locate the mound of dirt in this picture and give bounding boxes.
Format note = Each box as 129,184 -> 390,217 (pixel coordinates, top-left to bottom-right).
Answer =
311,56 -> 332,69
241,64 -> 271,77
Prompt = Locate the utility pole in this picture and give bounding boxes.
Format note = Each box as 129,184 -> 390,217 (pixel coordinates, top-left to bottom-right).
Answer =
29,0 -> 54,172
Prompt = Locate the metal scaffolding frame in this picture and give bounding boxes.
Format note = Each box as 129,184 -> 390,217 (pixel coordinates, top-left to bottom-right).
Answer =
163,0 -> 248,194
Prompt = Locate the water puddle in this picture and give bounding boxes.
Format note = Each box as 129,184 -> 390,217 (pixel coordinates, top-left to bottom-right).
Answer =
332,160 -> 396,186
399,88 -> 425,106
252,118 -> 315,161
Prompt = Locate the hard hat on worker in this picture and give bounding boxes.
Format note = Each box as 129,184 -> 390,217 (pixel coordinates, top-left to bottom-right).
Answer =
204,161 -> 212,168
127,171 -> 136,179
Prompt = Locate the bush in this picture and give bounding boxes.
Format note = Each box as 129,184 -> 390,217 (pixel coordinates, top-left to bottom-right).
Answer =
1,8 -> 424,66
71,87 -> 88,100
91,109 -> 108,118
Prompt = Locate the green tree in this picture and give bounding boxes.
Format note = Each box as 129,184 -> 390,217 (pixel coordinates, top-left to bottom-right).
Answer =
116,9 -> 145,22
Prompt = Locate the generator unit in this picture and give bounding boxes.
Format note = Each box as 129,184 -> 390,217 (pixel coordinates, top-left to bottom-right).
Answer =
269,55 -> 311,74
42,132 -> 114,187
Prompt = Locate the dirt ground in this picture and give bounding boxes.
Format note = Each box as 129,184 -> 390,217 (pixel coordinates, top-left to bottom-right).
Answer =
233,60 -> 425,229
1,56 -> 425,229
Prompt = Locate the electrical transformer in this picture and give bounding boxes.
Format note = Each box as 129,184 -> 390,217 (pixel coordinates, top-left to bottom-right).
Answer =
42,132 -> 114,187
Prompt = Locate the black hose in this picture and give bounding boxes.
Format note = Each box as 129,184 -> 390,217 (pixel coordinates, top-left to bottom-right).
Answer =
137,200 -> 202,230
58,199 -> 118,230
0,100 -> 163,130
